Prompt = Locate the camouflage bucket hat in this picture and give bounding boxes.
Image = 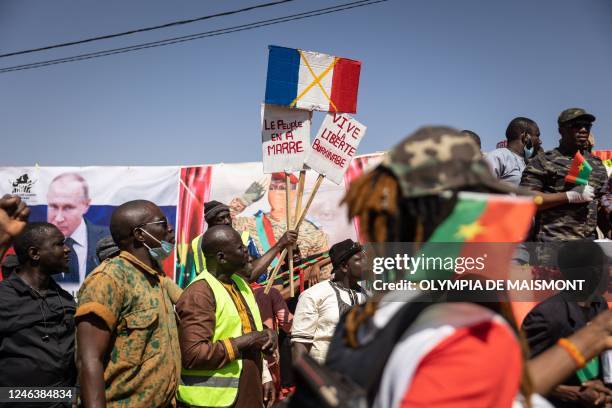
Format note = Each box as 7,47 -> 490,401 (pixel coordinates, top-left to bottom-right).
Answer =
379,126 -> 531,199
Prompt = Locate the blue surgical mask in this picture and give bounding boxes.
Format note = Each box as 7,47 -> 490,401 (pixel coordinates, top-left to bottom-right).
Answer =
140,229 -> 174,261
523,135 -> 534,159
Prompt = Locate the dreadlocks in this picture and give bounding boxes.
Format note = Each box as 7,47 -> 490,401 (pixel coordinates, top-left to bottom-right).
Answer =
342,167 -> 458,244
341,167 -> 457,347
341,166 -> 534,406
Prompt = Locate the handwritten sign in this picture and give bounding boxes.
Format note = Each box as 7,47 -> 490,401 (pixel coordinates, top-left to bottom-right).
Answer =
261,104 -> 311,173
305,113 -> 366,184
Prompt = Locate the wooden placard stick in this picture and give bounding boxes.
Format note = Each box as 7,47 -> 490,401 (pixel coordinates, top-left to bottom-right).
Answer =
264,174 -> 325,294
294,174 -> 324,230
293,170 -> 306,226
264,248 -> 286,294
285,173 -> 295,297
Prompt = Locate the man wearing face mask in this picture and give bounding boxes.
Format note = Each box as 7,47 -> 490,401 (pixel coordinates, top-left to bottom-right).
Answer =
521,108 -> 608,241
485,117 -> 541,186
75,200 -> 181,408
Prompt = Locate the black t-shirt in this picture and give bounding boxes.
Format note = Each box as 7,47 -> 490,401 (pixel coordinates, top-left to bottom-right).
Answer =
0,274 -> 77,391
522,292 -> 609,407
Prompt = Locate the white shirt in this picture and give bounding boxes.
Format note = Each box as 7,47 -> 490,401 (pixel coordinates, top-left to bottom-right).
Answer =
485,147 -> 526,186
291,280 -> 366,364
70,218 -> 88,284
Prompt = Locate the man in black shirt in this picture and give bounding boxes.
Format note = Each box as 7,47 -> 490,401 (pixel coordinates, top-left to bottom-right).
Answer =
522,240 -> 611,407
0,221 -> 77,407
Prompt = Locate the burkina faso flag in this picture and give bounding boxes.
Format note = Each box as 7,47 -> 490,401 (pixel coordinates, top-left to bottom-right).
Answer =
410,192 -> 536,281
565,151 -> 592,185
428,192 -> 535,243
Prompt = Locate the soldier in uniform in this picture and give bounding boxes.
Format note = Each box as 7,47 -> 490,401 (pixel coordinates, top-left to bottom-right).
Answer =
520,108 -> 608,243
230,172 -> 329,264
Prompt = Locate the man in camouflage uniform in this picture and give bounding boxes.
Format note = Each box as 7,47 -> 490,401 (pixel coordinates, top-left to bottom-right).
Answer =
520,108 -> 608,243
75,200 -> 181,407
230,173 -> 329,264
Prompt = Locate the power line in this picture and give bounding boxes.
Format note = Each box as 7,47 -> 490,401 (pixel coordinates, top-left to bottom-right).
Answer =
0,0 -> 388,74
0,0 -> 296,59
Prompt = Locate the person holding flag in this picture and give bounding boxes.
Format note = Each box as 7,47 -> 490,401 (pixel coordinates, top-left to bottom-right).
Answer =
520,108 -> 608,242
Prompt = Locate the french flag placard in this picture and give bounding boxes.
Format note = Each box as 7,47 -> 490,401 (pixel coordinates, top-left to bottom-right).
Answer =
265,46 -> 361,113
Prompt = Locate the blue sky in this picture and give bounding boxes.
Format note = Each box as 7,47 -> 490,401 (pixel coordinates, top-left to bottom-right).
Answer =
1,0 -> 611,166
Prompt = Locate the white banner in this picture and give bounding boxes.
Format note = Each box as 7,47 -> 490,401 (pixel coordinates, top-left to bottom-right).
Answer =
0,166 -> 178,295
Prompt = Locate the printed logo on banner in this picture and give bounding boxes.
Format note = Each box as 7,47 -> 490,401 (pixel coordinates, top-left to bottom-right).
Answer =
306,113 -> 367,184
8,173 -> 38,202
261,104 -> 311,173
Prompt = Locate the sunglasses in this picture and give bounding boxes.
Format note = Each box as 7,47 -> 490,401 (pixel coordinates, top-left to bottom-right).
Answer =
137,219 -> 168,230
565,122 -> 592,131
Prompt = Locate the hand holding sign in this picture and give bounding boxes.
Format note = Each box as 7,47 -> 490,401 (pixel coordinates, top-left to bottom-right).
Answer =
261,46 -> 365,295
264,173 -> 325,294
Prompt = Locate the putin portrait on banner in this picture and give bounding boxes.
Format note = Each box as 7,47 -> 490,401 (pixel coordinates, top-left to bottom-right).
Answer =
46,172 -> 108,284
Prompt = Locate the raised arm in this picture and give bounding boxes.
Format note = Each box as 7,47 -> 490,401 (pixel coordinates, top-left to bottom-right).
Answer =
248,230 -> 298,282
0,195 -> 30,259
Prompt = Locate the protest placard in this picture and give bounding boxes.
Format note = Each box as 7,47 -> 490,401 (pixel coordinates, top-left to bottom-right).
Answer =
265,114 -> 366,291
305,113 -> 367,184
261,104 -> 311,173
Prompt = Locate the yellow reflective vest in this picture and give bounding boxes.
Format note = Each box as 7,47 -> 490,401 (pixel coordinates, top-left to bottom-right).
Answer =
191,231 -> 251,276
177,270 -> 263,407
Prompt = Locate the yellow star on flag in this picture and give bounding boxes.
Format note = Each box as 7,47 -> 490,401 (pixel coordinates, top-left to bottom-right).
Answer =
578,163 -> 584,172
455,221 -> 485,240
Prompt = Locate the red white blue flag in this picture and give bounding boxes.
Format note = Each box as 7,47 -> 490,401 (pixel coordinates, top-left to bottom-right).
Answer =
265,46 -> 361,113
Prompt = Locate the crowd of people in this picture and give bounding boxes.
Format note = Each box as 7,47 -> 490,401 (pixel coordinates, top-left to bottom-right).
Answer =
0,107 -> 611,407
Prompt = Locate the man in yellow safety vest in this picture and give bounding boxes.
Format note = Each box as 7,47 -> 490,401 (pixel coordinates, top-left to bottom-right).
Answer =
176,225 -> 278,408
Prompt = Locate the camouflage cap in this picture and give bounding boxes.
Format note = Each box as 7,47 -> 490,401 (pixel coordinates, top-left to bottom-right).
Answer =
379,126 -> 531,199
558,108 -> 596,125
